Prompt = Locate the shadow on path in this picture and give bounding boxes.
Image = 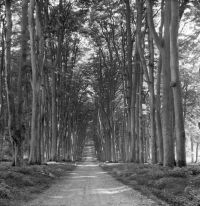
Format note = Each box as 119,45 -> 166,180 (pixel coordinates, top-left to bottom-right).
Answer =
24,139 -> 161,206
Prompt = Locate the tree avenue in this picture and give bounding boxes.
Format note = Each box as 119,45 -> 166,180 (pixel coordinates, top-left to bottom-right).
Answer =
0,0 -> 199,168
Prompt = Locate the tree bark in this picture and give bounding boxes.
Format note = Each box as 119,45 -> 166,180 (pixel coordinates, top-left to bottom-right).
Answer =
149,36 -> 157,164
155,0 -> 164,165
50,19 -> 63,161
13,0 -> 29,167
147,0 -> 175,167
170,0 -> 186,167
5,0 -> 20,166
138,66 -> 144,163
28,0 -> 40,164
51,69 -> 57,161
0,22 -> 4,127
191,137 -> 194,163
195,143 -> 199,163
124,0 -> 136,162
156,56 -> 164,164
136,0 -> 157,164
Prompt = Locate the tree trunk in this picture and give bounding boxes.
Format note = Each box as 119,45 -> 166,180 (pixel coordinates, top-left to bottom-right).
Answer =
170,0 -> 186,167
5,0 -> 13,135
50,28 -> 63,161
148,32 -> 157,164
196,143 -> 199,163
156,0 -> 164,165
191,137 -> 194,163
124,0 -> 136,162
13,0 -> 29,166
161,1 -> 174,167
147,0 -> 175,167
136,0 -> 157,164
0,12 -> 4,160
0,24 -> 4,130
5,0 -> 20,166
28,0 -> 40,164
156,56 -> 164,164
51,70 -> 57,161
138,66 -> 144,163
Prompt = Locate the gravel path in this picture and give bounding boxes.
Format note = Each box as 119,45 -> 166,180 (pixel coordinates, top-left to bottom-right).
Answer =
24,142 -> 165,206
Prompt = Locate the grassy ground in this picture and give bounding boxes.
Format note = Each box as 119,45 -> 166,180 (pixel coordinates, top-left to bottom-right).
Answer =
101,163 -> 200,206
0,161 -> 76,206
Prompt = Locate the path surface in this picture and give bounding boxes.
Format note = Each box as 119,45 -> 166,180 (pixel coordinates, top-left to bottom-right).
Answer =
24,140 -> 164,206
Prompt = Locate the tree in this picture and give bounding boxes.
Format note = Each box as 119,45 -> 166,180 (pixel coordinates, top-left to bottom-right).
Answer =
147,0 -> 188,167
28,0 -> 40,164
5,0 -> 14,164
136,0 -> 157,164
5,0 -> 26,166
147,0 -> 175,167
0,0 -> 196,168
170,0 -> 186,167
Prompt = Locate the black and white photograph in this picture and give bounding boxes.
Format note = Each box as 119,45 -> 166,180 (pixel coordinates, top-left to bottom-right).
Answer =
0,0 -> 199,205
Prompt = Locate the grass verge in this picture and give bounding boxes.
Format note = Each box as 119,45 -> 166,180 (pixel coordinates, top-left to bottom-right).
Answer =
101,163 -> 200,206
0,161 -> 76,206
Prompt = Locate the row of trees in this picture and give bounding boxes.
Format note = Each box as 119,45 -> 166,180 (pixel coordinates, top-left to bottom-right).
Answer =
0,0 -> 91,166
89,0 -> 193,167
0,0 -> 199,168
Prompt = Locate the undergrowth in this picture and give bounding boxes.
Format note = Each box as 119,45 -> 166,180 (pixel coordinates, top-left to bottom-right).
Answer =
0,162 -> 76,206
101,163 -> 200,206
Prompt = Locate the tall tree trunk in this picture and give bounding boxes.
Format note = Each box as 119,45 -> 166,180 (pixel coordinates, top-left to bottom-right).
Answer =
170,0 -> 186,167
5,0 -> 12,132
124,0 -> 136,162
28,0 -> 39,164
195,143 -> 199,163
136,0 -> 157,164
138,66 -> 144,163
148,32 -> 157,164
0,23 -> 4,127
156,56 -> 164,164
147,0 -> 175,167
13,0 -> 29,167
191,137 -> 194,163
5,0 -> 18,166
156,0 -> 164,165
135,94 -> 139,163
161,1 -> 174,167
51,69 -> 57,161
0,19 -> 5,161
50,25 -> 63,161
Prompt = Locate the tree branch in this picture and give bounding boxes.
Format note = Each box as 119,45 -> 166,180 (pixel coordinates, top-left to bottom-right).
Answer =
136,0 -> 150,84
179,0 -> 190,19
146,0 -> 162,50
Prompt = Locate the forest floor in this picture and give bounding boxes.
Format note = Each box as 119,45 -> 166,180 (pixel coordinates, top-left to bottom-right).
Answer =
1,148 -> 200,206
0,161 -> 76,206
19,158 -> 165,206
0,142 -> 168,206
101,162 -> 200,206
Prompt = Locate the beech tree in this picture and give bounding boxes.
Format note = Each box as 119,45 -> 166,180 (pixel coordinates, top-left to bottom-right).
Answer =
0,0 -> 197,168
170,0 -> 186,167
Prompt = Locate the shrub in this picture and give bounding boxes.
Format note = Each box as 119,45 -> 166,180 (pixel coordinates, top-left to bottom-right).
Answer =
167,167 -> 188,178
0,180 -> 12,199
188,166 -> 200,176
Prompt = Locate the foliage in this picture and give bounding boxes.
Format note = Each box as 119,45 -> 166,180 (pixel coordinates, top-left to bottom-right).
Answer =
0,162 -> 76,206
0,0 -> 199,168
101,163 -> 200,206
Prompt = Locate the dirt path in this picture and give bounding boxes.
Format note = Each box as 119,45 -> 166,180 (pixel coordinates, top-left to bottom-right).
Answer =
24,142 -> 166,206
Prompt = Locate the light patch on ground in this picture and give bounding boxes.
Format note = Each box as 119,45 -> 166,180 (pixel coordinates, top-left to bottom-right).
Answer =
92,186 -> 132,195
24,140 -> 164,206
